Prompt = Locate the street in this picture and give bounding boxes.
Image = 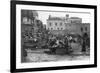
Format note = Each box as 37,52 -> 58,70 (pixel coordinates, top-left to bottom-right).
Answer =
24,46 -> 90,63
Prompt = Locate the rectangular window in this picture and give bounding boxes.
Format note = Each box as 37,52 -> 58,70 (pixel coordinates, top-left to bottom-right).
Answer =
55,22 -> 57,26
60,23 -> 62,26
61,28 -> 63,30
81,27 -> 83,32
49,22 -> 52,26
85,27 -> 87,31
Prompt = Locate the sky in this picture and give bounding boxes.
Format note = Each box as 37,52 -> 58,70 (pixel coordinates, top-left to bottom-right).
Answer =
36,10 -> 91,25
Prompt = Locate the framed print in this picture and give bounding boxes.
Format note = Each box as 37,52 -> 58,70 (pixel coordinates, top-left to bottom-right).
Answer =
10,0 -> 97,73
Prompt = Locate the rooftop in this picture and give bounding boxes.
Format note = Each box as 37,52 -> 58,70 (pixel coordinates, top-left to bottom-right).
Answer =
70,17 -> 81,19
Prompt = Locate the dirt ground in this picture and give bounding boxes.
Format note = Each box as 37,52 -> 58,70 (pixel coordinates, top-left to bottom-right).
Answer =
24,46 -> 90,62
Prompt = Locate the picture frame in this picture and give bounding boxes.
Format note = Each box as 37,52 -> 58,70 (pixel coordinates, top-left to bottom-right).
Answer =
10,0 -> 97,73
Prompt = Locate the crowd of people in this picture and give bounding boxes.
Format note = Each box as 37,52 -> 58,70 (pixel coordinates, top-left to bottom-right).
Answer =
46,33 -> 89,54
22,30 -> 90,55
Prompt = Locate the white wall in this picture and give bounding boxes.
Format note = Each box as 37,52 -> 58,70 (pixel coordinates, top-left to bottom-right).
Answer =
47,20 -> 65,30
0,0 -> 99,73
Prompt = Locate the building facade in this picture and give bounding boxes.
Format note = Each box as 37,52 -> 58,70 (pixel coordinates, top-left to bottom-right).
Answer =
46,15 -> 69,31
46,14 -> 90,36
65,23 -> 90,36
21,10 -> 45,38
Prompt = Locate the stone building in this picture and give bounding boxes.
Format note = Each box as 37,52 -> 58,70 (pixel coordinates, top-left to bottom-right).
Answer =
21,10 -> 44,38
21,10 -> 38,32
65,23 -> 90,36
46,14 -> 90,36
68,17 -> 82,23
46,15 -> 69,31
